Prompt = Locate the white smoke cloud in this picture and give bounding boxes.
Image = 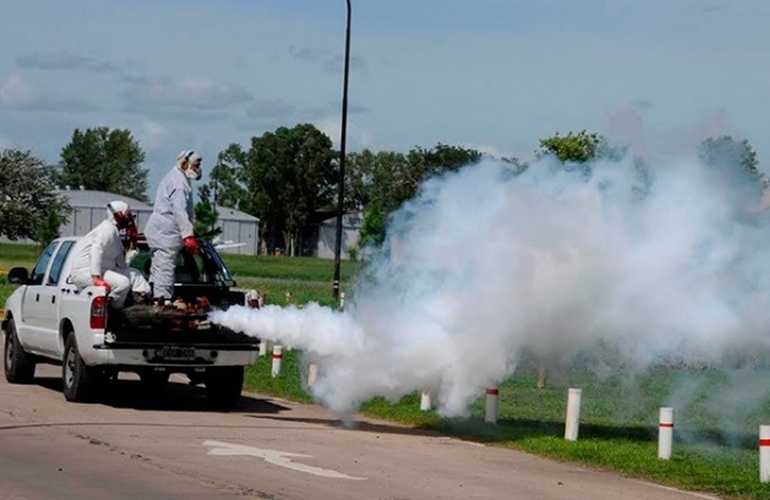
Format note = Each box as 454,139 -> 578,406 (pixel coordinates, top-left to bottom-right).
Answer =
211,150 -> 770,418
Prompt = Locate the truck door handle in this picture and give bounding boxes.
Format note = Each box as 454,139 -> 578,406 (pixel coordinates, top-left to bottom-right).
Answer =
35,293 -> 40,302
51,296 -> 56,304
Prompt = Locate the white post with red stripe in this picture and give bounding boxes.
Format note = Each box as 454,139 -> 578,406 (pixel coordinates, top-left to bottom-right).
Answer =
658,407 -> 674,460
485,387 -> 499,424
564,388 -> 582,441
760,425 -> 770,482
420,390 -> 432,411
271,345 -> 283,378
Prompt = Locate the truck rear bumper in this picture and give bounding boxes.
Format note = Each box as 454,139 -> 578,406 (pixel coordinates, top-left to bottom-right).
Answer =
89,343 -> 259,367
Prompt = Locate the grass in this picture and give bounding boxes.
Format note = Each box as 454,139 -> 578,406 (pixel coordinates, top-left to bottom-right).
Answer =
0,242 -> 42,273
223,253 -> 361,282
5,241 -> 770,498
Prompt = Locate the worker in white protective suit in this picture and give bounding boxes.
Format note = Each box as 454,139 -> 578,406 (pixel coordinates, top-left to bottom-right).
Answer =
144,150 -> 203,300
69,201 -> 152,309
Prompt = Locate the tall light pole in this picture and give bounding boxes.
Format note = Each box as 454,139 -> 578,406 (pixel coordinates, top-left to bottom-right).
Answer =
332,0 -> 351,301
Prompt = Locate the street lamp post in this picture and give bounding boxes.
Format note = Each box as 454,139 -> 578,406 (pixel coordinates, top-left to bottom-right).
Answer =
332,0 -> 351,301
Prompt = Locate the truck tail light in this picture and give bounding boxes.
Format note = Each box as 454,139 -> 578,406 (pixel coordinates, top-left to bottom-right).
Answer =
90,295 -> 107,329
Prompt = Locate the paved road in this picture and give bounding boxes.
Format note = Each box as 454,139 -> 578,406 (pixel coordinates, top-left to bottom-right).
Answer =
0,363 -> 718,500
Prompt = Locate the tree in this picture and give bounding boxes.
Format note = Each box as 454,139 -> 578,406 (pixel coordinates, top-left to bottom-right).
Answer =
698,135 -> 764,203
358,202 -> 386,249
216,124 -> 337,256
536,130 -> 607,163
345,143 -> 482,248
345,149 -> 410,215
203,152 -> 247,209
698,136 -> 761,179
58,127 -> 148,201
33,211 -> 62,248
0,149 -> 70,241
194,184 -> 219,240
407,142 -> 483,176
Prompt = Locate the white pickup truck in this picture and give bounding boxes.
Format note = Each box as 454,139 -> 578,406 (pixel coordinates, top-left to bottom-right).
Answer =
2,235 -> 261,407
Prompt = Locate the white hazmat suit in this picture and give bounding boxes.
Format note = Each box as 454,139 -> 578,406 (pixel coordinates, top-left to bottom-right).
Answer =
69,201 -> 151,308
144,151 -> 202,299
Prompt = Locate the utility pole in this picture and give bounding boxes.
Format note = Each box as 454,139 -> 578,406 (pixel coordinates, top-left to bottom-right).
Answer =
332,0 -> 352,301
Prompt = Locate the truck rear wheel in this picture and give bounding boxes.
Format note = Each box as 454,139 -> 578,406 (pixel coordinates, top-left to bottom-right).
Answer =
205,366 -> 244,408
4,318 -> 36,384
63,334 -> 97,402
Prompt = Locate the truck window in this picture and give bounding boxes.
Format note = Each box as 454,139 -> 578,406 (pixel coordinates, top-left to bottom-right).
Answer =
29,241 -> 59,286
47,241 -> 75,286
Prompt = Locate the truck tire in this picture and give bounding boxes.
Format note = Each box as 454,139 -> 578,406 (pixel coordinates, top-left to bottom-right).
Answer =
205,366 -> 244,409
63,334 -> 96,402
4,318 -> 36,384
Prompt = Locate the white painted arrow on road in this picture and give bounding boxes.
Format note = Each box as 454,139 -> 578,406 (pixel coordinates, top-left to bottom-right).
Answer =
203,440 -> 366,480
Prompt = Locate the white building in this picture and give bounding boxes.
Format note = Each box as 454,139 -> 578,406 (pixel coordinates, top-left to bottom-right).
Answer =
315,212 -> 363,260
1,188 -> 261,256
213,205 -> 260,256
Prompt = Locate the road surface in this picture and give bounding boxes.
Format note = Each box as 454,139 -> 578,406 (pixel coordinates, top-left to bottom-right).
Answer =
0,362 -> 718,499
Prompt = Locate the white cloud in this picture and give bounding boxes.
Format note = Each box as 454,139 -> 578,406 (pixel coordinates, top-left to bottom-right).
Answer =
123,77 -> 253,111
316,116 -> 374,150
0,73 -> 38,107
0,73 -> 99,112
138,120 -> 170,151
16,50 -> 121,73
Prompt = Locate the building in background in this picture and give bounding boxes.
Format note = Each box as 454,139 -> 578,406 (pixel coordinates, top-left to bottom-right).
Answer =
314,212 -> 362,260
212,205 -> 260,256
1,187 -> 260,256
57,189 -> 155,238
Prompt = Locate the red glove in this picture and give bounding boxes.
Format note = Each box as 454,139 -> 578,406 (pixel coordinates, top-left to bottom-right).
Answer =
93,277 -> 112,293
183,236 -> 199,254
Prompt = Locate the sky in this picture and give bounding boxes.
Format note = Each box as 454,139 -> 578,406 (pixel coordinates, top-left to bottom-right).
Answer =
1,0 -> 769,199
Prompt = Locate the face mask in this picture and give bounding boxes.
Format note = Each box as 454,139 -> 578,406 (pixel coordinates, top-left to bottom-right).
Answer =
185,167 -> 202,181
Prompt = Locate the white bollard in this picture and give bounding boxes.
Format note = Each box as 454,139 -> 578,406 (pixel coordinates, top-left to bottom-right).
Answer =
658,407 -> 674,460
420,390 -> 432,411
485,387 -> 498,424
271,345 -> 283,378
760,425 -> 770,482
564,388 -> 582,441
258,338 -> 268,357
307,363 -> 318,387
340,291 -> 346,311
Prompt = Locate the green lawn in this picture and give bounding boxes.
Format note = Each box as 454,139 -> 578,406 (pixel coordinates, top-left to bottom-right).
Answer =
223,253 -> 361,282
0,242 -> 43,273
4,241 -> 770,498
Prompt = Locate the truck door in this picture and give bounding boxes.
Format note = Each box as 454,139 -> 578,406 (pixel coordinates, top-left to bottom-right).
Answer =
19,241 -> 58,350
37,240 -> 76,354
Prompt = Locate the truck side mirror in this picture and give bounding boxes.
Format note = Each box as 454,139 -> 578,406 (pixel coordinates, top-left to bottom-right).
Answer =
7,267 -> 29,285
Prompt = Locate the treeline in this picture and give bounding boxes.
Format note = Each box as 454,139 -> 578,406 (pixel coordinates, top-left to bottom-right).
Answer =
0,125 -> 762,252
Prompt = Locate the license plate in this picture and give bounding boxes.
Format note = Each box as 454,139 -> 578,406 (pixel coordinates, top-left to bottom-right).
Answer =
159,346 -> 196,360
